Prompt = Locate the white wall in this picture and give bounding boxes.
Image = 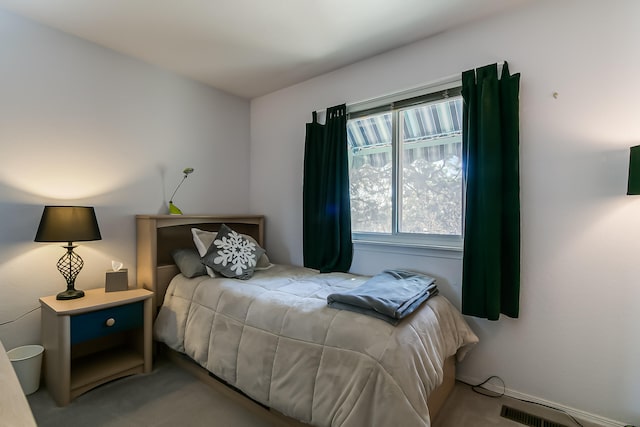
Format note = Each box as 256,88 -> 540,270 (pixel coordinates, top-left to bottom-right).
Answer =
0,9 -> 251,350
250,0 -> 640,424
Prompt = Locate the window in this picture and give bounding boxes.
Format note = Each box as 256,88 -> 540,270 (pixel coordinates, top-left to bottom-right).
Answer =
347,84 -> 463,249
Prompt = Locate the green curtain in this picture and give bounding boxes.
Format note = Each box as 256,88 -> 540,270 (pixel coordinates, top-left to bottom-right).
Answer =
461,62 -> 520,320
303,104 -> 353,273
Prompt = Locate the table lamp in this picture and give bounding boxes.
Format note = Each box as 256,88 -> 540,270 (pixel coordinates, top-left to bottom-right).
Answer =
34,206 -> 102,300
169,167 -> 194,215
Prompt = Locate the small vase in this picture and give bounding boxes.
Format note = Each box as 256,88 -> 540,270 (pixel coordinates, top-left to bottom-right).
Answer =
168,201 -> 183,215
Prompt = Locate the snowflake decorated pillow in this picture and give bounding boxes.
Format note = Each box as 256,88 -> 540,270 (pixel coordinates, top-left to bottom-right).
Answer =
201,224 -> 266,280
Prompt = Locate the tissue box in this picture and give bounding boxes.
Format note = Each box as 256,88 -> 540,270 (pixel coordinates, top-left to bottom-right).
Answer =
105,269 -> 128,292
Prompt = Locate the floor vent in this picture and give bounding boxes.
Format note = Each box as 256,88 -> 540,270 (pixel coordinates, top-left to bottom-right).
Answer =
500,405 -> 568,427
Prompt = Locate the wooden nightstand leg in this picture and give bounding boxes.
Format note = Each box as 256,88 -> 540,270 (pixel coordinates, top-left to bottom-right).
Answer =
41,306 -> 71,406
143,297 -> 152,373
57,315 -> 71,406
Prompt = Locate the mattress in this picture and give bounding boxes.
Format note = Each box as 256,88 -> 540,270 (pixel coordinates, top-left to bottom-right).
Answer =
154,264 -> 478,427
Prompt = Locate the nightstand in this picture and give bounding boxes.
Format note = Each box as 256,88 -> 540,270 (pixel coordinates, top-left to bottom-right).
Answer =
39,288 -> 153,406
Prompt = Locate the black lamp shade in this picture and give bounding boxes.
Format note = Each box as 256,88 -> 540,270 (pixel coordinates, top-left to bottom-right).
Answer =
628,146 -> 640,195
35,206 -> 102,243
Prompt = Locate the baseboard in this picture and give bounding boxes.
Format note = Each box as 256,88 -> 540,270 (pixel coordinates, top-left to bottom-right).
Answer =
456,375 -> 627,427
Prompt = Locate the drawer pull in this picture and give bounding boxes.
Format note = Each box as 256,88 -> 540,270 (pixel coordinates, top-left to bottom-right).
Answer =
105,318 -> 116,327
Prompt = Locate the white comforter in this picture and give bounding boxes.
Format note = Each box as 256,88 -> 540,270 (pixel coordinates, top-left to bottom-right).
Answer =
154,264 -> 478,427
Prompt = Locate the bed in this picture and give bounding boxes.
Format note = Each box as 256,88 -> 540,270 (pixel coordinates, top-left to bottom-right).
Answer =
136,215 -> 478,427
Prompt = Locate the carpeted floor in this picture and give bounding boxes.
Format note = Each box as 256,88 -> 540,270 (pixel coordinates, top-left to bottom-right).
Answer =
28,358 -> 602,427
432,382 -> 603,427
27,357 -> 278,427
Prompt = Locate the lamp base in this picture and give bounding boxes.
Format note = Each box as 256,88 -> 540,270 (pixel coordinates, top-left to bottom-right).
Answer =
56,288 -> 85,300
168,201 -> 183,215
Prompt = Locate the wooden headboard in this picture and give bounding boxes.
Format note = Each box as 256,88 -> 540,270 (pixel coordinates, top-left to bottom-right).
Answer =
136,215 -> 265,311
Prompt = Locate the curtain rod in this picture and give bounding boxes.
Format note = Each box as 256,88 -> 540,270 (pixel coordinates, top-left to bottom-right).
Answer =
312,61 -> 505,115
311,73 -> 459,116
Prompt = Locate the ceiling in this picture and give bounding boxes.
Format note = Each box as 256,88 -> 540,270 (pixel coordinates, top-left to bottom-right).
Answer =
0,0 -> 530,99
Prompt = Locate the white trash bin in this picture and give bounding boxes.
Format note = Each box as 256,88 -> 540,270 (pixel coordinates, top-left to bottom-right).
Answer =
7,345 -> 44,395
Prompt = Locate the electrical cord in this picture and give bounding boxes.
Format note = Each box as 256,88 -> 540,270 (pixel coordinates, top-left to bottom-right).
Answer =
459,375 -> 505,398
0,306 -> 40,326
457,376 -> 584,427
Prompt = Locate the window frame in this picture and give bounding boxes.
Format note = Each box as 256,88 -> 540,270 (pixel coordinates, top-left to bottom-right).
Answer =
347,79 -> 464,251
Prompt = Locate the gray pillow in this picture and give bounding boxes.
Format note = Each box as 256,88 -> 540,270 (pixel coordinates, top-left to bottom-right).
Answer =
201,224 -> 265,280
192,227 -> 272,275
171,248 -> 207,278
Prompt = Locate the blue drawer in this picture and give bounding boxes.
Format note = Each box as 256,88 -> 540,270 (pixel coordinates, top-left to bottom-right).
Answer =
71,301 -> 143,345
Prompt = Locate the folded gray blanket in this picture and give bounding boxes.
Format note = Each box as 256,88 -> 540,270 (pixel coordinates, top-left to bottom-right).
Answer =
327,269 -> 438,325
